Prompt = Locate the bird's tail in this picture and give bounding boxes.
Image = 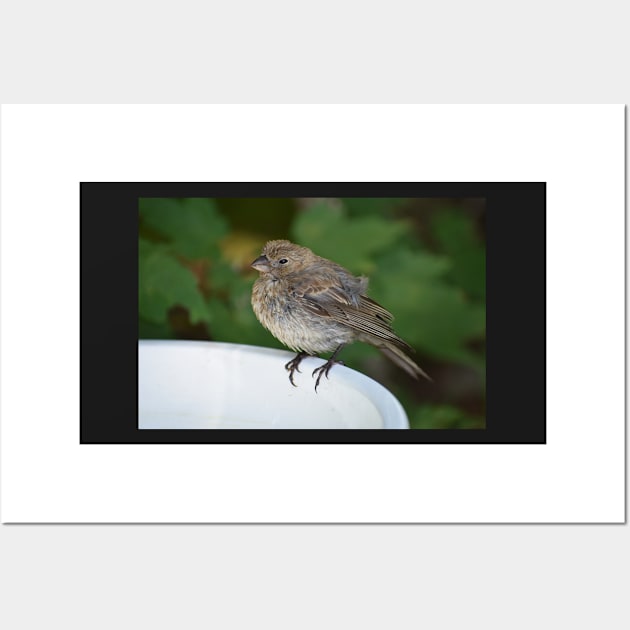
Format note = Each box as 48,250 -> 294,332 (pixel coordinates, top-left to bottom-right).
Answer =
379,344 -> 432,382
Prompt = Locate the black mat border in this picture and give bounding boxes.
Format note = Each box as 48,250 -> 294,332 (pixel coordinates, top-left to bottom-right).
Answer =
80,182 -> 546,444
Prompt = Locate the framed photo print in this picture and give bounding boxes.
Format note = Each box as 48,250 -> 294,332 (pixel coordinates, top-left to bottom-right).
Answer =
1,104 -> 623,523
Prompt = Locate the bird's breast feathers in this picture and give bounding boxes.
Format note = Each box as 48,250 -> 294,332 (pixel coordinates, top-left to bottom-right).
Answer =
251,276 -> 352,353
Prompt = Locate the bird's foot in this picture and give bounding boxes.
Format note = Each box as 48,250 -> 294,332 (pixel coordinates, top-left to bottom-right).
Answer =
312,358 -> 343,392
285,352 -> 309,387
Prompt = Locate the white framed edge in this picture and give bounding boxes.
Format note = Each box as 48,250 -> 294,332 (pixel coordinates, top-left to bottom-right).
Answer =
0,104 -> 625,523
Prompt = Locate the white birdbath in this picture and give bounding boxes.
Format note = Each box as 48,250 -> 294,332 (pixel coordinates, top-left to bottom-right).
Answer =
138,340 -> 409,429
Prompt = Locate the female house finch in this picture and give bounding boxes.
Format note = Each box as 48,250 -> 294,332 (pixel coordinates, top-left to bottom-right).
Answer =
251,240 -> 430,391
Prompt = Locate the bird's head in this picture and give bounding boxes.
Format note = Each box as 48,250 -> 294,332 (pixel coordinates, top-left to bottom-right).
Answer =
251,239 -> 316,276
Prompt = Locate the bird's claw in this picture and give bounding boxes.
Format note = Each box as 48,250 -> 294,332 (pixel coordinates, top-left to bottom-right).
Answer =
312,360 -> 338,393
285,352 -> 308,387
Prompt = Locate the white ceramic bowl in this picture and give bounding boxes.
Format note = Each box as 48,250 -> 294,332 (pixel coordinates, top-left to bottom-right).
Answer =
139,340 -> 409,429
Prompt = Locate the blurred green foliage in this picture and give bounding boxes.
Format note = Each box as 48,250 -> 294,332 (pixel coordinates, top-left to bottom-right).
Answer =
139,197 -> 486,429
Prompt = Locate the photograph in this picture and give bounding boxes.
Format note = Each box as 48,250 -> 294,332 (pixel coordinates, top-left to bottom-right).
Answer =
80,180 -> 545,444
138,195 -> 487,432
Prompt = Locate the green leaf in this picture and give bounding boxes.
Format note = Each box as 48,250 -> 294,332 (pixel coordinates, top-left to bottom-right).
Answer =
208,258 -> 248,294
369,248 -> 485,367
432,210 -> 486,299
341,197 -> 408,216
206,295 -> 285,349
375,247 -> 452,280
291,201 -> 408,273
409,404 -> 485,430
139,317 -> 173,340
139,239 -> 210,324
139,198 -> 229,259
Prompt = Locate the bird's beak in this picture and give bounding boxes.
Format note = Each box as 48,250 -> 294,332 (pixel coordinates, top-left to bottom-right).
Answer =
251,254 -> 271,272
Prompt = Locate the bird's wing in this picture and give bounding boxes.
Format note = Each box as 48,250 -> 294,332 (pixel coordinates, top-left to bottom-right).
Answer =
290,273 -> 409,351
289,270 -> 356,307
358,295 -> 395,324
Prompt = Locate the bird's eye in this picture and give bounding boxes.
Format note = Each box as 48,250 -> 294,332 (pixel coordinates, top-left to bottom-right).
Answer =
279,258 -> 288,264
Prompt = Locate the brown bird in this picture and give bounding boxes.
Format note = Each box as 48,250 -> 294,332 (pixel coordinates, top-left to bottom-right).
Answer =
250,239 -> 431,391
